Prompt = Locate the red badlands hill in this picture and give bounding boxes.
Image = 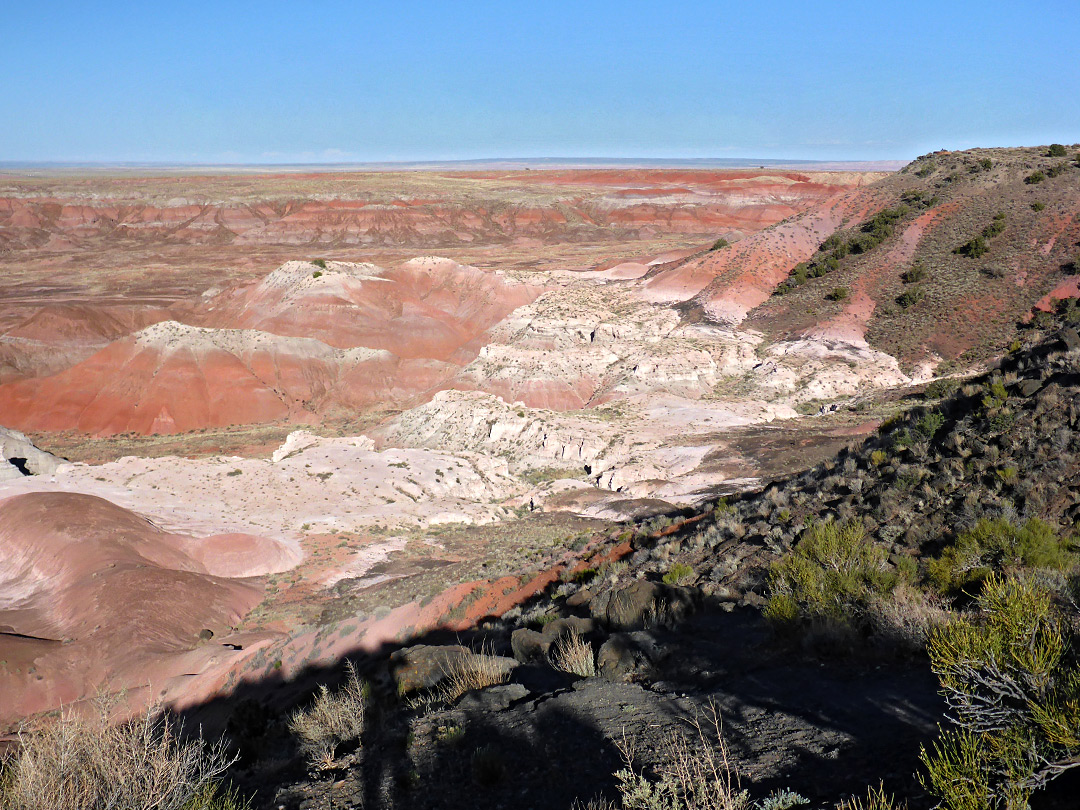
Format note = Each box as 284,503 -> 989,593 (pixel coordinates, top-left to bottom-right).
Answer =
0,259 -> 543,435
645,146 -> 1080,370
203,257 -> 541,361
0,491 -> 298,724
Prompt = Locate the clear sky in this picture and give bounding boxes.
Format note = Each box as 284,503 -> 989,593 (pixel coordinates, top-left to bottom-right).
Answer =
4,0 -> 1078,163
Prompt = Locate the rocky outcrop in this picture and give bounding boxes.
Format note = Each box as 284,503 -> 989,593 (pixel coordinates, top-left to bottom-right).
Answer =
0,426 -> 60,480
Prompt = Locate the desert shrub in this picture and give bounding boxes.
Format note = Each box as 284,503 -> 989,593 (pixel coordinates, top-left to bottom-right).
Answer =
710,238 -> 730,250
927,517 -> 1078,596
925,378 -> 959,399
915,411 -> 945,439
311,258 -> 327,269
612,710 -> 749,810
764,520 -> 896,629
757,788 -> 809,810
897,288 -> 925,309
981,215 -> 1006,239
870,449 -> 888,466
1025,170 -> 1046,185
663,563 -> 695,586
982,381 -> 1009,409
915,162 -> 936,178
866,582 -> 951,651
1031,201 -> 1046,211
835,783 -> 905,810
1047,143 -> 1067,157
288,661 -> 367,765
549,632 -> 596,677
827,287 -> 849,302
1046,162 -> 1068,178
311,270 -> 322,278
902,261 -> 927,283
0,703 -> 244,810
920,574 -> 1080,810
954,236 -> 989,258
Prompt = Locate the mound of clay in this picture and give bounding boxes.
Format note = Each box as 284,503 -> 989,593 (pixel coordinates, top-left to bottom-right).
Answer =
204,258 -> 543,362
0,491 -> 299,723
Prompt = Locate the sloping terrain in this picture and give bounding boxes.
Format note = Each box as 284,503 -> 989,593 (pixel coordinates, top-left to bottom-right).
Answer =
3,150 -> 1080,810
0,491 -> 300,725
178,300 -> 1080,810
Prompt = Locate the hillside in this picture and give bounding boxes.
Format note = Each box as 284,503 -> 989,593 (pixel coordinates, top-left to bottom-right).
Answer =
193,295 -> 1080,810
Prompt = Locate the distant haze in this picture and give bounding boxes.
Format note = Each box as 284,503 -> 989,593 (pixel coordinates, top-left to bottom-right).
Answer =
3,1 -> 1078,163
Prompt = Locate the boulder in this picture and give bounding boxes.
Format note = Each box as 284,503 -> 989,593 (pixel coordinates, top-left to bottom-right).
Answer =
597,632 -> 664,683
1059,328 -> 1080,352
388,644 -> 516,694
510,617 -> 599,664
590,580 -> 699,631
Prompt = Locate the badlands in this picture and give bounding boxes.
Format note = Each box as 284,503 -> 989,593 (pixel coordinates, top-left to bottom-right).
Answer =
0,164 -> 907,724
3,148 -> 1080,805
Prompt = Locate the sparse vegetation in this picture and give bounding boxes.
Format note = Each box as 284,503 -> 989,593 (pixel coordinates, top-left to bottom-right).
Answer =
288,661 -> 367,765
1025,170 -> 1046,185
710,238 -> 730,250
611,710 -> 749,810
0,703 -> 245,810
920,574 -> 1080,810
764,520 -> 895,631
927,517 -> 1077,597
549,631 -> 597,677
827,287 -> 849,302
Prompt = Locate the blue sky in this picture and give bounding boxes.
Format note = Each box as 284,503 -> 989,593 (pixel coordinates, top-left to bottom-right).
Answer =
3,0 -> 1078,163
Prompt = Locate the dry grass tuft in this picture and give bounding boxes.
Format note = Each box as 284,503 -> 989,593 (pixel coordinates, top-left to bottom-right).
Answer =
613,705 -> 749,810
0,701 -> 243,810
549,631 -> 597,677
435,646 -> 512,704
835,783 -> 906,810
288,661 -> 367,766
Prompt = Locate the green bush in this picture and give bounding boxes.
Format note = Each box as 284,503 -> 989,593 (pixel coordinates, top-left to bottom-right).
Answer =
925,378 -> 959,399
663,563 -> 695,586
312,258 -> 328,269
1025,171 -> 1046,185
1048,143 -> 1067,157
827,287 -> 849,302
710,238 -> 730,250
897,287 -> 926,309
920,574 -> 1080,810
915,411 -> 945,439
902,261 -> 927,283
764,520 -> 895,628
1031,201 -> 1046,211
982,381 -> 1008,410
927,517 -> 1077,596
954,236 -> 989,258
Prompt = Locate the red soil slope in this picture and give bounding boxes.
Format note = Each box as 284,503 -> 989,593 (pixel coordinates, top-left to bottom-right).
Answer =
0,491 -> 298,725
